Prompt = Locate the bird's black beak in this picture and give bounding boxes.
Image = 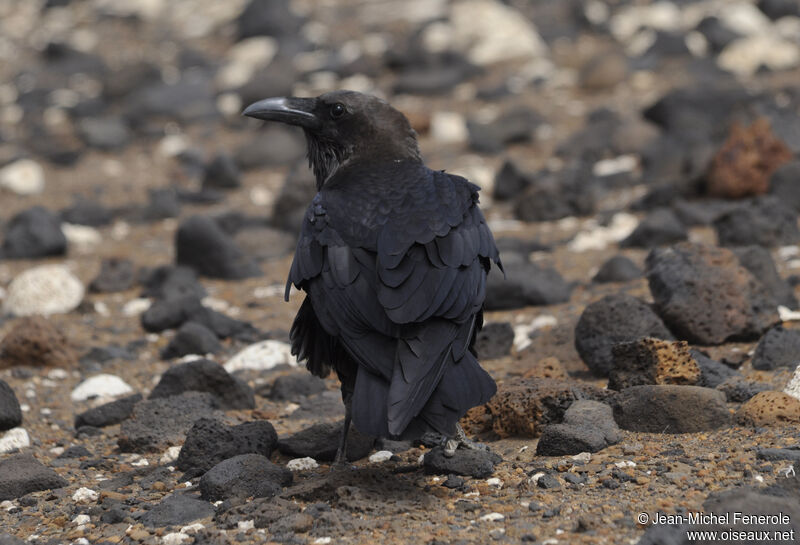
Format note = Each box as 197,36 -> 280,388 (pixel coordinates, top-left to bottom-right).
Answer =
242,97 -> 321,130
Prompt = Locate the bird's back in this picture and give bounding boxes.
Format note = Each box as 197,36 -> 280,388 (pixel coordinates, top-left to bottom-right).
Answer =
288,159 -> 500,439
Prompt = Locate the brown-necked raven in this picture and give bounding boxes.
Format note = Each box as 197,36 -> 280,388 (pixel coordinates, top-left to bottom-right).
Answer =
243,91 -> 502,463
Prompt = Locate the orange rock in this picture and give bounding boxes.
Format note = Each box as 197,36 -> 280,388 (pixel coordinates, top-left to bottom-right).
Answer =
522,356 -> 568,380
608,337 -> 700,390
706,118 -> 792,199
0,316 -> 78,369
462,378 -> 608,438
735,390 -> 800,426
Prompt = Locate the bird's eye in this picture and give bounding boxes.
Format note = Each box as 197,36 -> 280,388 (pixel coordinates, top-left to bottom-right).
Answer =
330,103 -> 346,119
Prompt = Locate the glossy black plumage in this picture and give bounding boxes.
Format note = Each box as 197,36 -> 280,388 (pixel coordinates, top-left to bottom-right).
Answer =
245,91 -> 502,441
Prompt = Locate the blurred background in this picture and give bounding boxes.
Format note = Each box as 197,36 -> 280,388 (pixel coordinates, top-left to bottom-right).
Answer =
0,0 -> 799,340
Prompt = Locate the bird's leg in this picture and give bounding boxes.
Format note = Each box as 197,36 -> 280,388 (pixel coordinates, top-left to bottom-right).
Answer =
332,394 -> 353,470
443,423 -> 490,457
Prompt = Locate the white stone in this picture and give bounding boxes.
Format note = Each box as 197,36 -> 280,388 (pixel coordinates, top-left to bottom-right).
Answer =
216,92 -> 242,118
131,457 -> 149,467
479,512 -> 505,522
123,298 -> 152,317
71,374 -> 134,402
592,155 -> 638,178
3,264 -> 84,316
61,223 -> 102,252
216,37 -> 278,90
72,514 -> 90,525
73,538 -> 90,545
486,477 -> 503,488
572,452 -> 592,463
313,538 -> 332,545
567,213 -> 638,252
430,111 -> 468,144
432,0 -> 547,66
779,306 -> 800,321
224,340 -> 296,372
718,36 -> 800,77
287,457 -> 318,471
610,2 -> 682,42
718,3 -> 772,36
513,315 -> 557,351
237,520 -> 255,531
784,365 -> 800,401
160,446 -> 182,464
48,368 -> 69,380
72,487 -> 99,503
0,159 -> 45,195
162,533 -> 190,545
0,428 -> 30,453
368,450 -> 394,463
0,500 -> 15,511
180,523 -> 205,535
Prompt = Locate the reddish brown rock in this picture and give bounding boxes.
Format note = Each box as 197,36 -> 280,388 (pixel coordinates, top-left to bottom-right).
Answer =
735,391 -> 800,427
0,316 -> 78,369
608,338 -> 700,390
706,118 -> 792,199
462,378 -> 609,438
521,356 -> 568,380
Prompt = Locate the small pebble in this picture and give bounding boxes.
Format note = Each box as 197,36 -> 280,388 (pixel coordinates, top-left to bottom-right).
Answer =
0,427 -> 30,453
72,487 -> 99,503
287,457 -> 318,471
368,450 -> 394,463
479,512 -> 505,522
71,374 -> 134,402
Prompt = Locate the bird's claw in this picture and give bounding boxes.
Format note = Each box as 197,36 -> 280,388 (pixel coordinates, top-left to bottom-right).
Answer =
442,424 -> 489,457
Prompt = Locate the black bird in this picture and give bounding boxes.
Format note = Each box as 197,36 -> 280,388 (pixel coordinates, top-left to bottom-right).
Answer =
243,91 -> 502,462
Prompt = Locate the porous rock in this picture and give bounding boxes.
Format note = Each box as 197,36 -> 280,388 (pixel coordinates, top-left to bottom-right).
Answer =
536,400 -> 621,456
199,454 -> 292,501
735,391 -> 800,427
177,418 -> 278,474
0,316 -> 78,369
278,420 -> 374,462
74,393 -> 142,429
751,326 -> 800,370
150,358 -> 254,410
608,338 -> 700,390
0,454 -> 68,501
646,242 -> 778,344
423,446 -> 501,479
613,385 -> 732,433
574,294 -> 674,376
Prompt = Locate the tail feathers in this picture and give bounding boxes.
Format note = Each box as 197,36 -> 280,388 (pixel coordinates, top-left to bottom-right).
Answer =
351,349 -> 496,439
290,297 -> 349,378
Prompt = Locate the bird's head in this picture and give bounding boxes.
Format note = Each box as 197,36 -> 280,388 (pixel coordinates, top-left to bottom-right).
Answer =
243,90 -> 421,189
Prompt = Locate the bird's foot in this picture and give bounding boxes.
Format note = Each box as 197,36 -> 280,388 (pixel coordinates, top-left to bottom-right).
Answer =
442,424 -> 490,457
329,460 -> 355,472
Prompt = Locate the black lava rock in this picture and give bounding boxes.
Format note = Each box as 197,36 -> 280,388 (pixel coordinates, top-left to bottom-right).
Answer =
467,106 -> 543,154
89,258 -> 135,293
758,0 -> 800,19
278,420 -> 375,462
236,0 -> 304,40
714,196 -> 800,247
2,206 -> 67,259
514,167 -> 596,222
574,294 -> 674,376
752,326 -> 800,370
613,385 -> 732,433
118,392 -> 221,453
493,160 -> 532,201
161,322 -> 222,359
646,242 -> 778,344
141,294 -> 255,340
695,17 -> 741,53
57,445 -> 91,459
0,380 -> 22,431
592,255 -> 642,283
485,261 -> 571,310
536,474 -> 561,489
474,322 -> 514,360
266,373 -> 327,401
149,358 -> 255,410
734,245 -> 798,309
0,454 -> 68,501
691,350 -> 738,388
74,393 -> 142,429
177,418 -> 278,475
202,154 -> 241,190
621,208 -> 687,248
141,188 -> 182,221
769,160 -> 800,212
716,377 -> 771,403
141,494 -> 214,528
139,265 -> 205,301
60,199 -> 113,227
536,400 -> 622,456
77,116 -> 130,150
175,215 -> 260,279
423,446 -> 501,479
199,454 -> 292,501
124,71 -> 218,125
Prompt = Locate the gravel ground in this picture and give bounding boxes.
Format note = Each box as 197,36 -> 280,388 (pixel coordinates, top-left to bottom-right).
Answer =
1,1 -> 800,544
